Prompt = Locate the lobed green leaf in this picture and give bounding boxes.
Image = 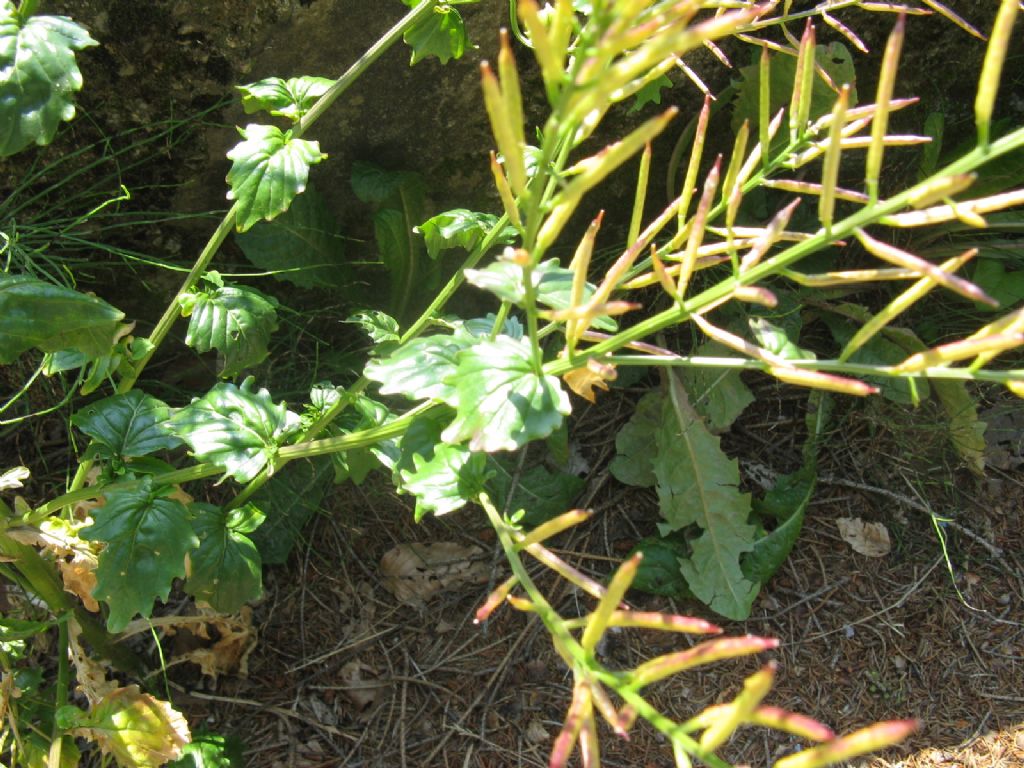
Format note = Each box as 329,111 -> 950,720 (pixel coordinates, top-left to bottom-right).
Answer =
186,503 -> 263,612
72,390 -> 182,462
238,75 -> 335,121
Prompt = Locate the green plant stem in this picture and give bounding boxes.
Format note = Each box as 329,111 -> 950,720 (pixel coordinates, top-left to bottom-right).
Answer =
0,531 -> 143,674
17,0 -> 40,21
52,617 -> 70,745
604,354 -> 1024,383
548,123 -> 1024,377
118,0 -> 440,394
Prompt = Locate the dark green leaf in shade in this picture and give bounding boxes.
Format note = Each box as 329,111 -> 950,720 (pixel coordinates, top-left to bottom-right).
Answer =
178,278 -> 279,378
317,392 -> 392,485
0,2 -> 98,156
71,390 -> 182,462
629,73 -> 673,113
350,161 -> 424,206
186,503 -> 263,612
0,617 -> 53,641
971,257 -> 1024,312
234,187 -> 350,289
0,274 -> 124,364
401,2 -> 467,65
742,466 -> 815,586
238,75 -> 335,121
484,455 -> 585,526
400,443 -> 489,519
375,207 -> 424,318
442,336 -> 571,453
248,458 -> 333,565
226,124 -> 326,232
80,478 -> 199,632
415,209 -> 518,260
608,391 -> 662,488
168,377 -> 301,483
680,342 -> 755,432
347,310 -> 400,345
364,333 -> 473,403
653,374 -> 757,620
465,258 -> 617,331
628,535 -> 693,597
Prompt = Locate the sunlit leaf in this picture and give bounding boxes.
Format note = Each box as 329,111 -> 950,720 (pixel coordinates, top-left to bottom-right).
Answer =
364,333 -> 473,403
81,478 -> 198,632
680,341 -> 755,431
401,1 -> 468,65
226,124 -> 326,232
401,442 -> 489,519
75,686 -> 190,768
178,278 -> 279,378
168,377 -> 301,483
72,390 -> 182,462
0,1 -> 98,156
415,209 -> 517,259
442,336 -> 571,452
629,73 -> 673,113
347,310 -> 400,345
238,75 -> 334,120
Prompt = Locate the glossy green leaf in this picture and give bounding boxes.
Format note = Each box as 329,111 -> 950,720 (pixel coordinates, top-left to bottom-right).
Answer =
234,187 -> 350,289
654,374 -> 757,620
72,390 -> 181,462
347,310 -> 400,345
415,209 -> 517,259
442,336 -> 571,452
248,458 -> 333,565
178,278 -> 279,378
364,333 -> 472,403
186,503 -> 263,612
401,1 -> 467,65
0,274 -> 124,363
318,392 -> 391,484
485,455 -> 585,526
168,732 -> 245,768
629,535 -> 693,597
465,258 -> 617,331
0,1 -> 98,156
680,341 -> 755,432
168,377 -> 301,483
238,75 -> 334,120
401,442 -> 488,519
81,478 -> 199,632
226,124 -> 326,233
609,391 -> 661,488
629,73 -> 673,113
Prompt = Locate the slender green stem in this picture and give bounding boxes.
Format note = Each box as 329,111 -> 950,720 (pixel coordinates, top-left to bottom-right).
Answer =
52,617 -> 70,746
17,0 -> 40,21
118,0 -> 440,394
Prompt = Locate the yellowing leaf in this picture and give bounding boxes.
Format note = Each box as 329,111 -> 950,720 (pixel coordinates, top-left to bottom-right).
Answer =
563,359 -> 617,403
78,686 -> 190,768
836,517 -> 891,557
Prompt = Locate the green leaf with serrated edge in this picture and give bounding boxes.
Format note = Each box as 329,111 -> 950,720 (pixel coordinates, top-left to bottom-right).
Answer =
226,124 -> 326,233
654,372 -> 757,620
186,503 -> 263,612
401,443 -> 488,520
80,478 -> 198,632
178,280 -> 279,378
464,258 -> 617,331
238,75 -> 335,120
76,686 -> 190,768
629,73 -> 673,113
0,2 -> 97,156
234,186 -> 349,289
443,336 -> 571,453
392,408 -> 450,478
742,465 -> 815,586
350,161 -> 424,206
347,310 -> 400,344
168,377 -> 301,483
731,42 -> 857,137
680,341 -> 755,432
628,535 -> 693,597
609,391 -> 661,488
401,1 -> 467,65
248,458 -> 333,565
364,333 -> 472,403
72,391 -> 181,462
485,455 -> 584,526
0,274 -> 124,363
415,209 -> 517,260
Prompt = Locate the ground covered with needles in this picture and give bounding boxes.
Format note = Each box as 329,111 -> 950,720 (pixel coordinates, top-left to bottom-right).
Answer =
173,384 -> 1024,768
